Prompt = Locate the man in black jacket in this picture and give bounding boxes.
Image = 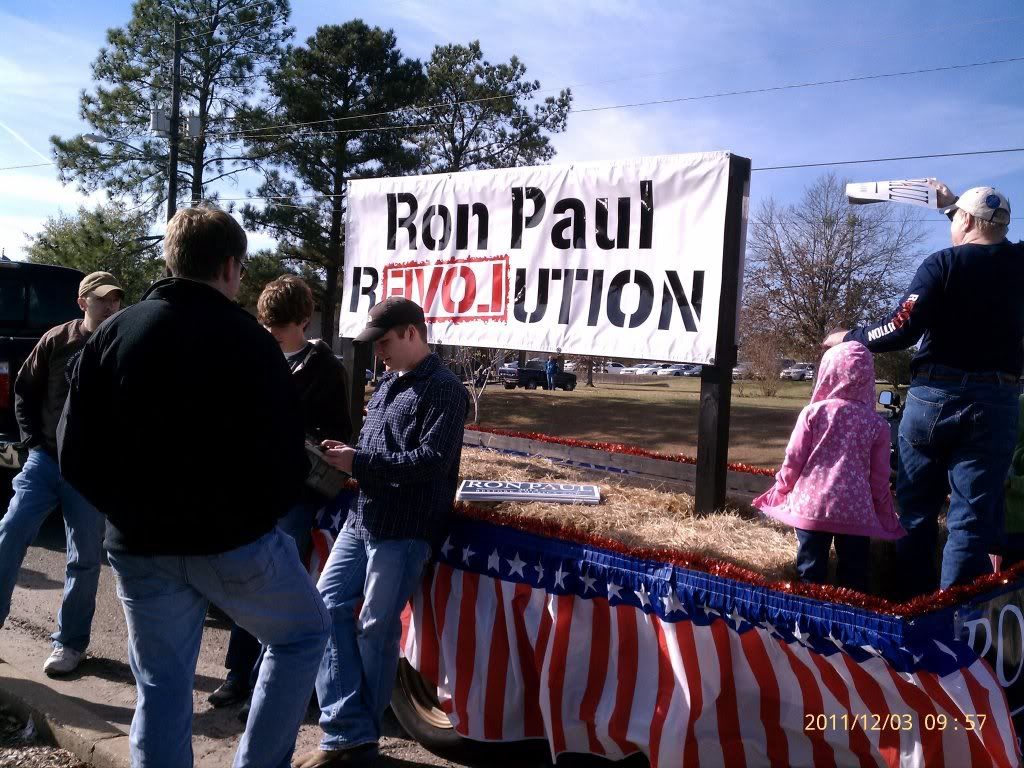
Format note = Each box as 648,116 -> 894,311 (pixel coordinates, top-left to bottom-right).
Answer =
825,183 -> 1022,596
59,207 -> 329,768
209,274 -> 353,710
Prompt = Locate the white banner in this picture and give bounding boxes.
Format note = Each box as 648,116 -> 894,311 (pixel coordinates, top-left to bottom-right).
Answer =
340,151 -> 741,364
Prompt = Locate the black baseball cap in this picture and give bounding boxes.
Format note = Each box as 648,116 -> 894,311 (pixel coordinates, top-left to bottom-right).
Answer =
354,297 -> 426,342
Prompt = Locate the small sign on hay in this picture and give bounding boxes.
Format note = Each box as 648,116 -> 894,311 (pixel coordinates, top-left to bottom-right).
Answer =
458,479 -> 601,505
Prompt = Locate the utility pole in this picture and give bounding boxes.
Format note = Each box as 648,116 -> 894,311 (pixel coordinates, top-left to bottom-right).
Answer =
166,19 -> 182,223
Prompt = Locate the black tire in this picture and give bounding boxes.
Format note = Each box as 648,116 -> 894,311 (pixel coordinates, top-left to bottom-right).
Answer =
525,381 -> 537,390
391,660 -> 550,765
503,383 -> 516,389
391,659 -> 463,752
563,382 -> 576,391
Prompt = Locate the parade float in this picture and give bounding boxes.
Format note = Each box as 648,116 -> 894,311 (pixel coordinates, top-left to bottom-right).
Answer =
326,152 -> 1023,766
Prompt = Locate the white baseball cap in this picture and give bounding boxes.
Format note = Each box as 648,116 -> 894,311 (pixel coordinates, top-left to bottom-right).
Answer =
943,186 -> 1011,224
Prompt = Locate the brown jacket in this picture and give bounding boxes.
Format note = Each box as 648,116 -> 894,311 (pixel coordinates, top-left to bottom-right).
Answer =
15,319 -> 90,456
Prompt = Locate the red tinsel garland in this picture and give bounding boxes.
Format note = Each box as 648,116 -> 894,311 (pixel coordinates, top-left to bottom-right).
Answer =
339,476 -> 1024,618
465,425 -> 777,478
453,501 -> 1024,618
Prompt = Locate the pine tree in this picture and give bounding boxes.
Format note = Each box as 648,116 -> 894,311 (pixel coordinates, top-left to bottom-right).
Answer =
51,0 -> 293,219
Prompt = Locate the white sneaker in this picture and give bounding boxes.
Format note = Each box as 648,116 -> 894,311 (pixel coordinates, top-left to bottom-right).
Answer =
43,645 -> 83,677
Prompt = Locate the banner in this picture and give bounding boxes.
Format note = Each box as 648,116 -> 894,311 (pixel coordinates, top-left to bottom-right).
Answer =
340,152 -> 740,364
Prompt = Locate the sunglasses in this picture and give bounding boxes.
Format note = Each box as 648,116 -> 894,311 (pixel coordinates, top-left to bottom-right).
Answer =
236,256 -> 248,278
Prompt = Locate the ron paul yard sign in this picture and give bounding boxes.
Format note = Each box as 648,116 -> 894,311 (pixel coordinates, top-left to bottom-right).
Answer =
340,152 -> 745,364
457,480 -> 601,505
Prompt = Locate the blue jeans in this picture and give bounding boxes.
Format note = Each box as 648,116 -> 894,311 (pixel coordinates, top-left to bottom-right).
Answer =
795,528 -> 870,592
315,527 -> 431,750
0,449 -> 103,652
108,529 -> 330,768
546,372 -> 556,390
896,371 -> 1019,594
223,500 -> 321,686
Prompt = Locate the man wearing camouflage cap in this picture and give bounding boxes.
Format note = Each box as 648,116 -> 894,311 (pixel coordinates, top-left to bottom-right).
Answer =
825,182 -> 1022,596
0,271 -> 123,675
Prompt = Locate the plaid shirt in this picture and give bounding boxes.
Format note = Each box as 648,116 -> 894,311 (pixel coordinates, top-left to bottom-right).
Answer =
348,353 -> 468,541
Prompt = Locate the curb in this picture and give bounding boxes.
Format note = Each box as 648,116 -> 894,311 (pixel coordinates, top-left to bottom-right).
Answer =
0,657 -> 130,768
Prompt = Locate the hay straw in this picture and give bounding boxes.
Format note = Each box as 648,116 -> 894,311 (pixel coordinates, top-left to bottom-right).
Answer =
459,447 -> 798,581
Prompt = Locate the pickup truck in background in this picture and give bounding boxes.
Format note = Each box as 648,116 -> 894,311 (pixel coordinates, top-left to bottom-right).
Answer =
497,359 -> 577,391
1,259 -> 84,479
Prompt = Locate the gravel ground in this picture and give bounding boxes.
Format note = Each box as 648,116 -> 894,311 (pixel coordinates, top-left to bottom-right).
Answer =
0,705 -> 91,768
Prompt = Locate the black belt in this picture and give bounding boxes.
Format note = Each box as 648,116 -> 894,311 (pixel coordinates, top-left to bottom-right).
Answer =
915,365 -> 1019,387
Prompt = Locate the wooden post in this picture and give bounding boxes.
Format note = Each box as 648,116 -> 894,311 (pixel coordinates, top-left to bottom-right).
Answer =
338,337 -> 372,440
695,154 -> 751,514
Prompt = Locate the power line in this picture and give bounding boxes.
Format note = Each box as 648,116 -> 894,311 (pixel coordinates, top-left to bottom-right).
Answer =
572,55 -> 1024,115
177,1 -> 280,26
210,54 -> 1024,142
211,120 -> 444,142
550,14 -> 1024,94
204,14 -> 1024,138
199,145 -> 1024,204
178,15 -> 276,43
209,94 -> 515,139
0,161 -> 54,171
752,147 -> 1024,171
190,29 -> 271,53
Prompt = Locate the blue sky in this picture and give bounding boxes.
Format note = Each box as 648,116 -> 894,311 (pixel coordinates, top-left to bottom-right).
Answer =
1,0 -> 1022,260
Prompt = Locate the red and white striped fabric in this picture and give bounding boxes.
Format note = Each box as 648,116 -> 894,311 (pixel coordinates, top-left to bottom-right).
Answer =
403,560 -> 1020,768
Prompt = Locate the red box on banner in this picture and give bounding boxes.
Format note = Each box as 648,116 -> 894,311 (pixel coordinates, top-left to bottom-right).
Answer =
381,255 -> 510,324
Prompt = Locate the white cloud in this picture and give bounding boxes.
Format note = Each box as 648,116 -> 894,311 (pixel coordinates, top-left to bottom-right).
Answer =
0,170 -> 107,257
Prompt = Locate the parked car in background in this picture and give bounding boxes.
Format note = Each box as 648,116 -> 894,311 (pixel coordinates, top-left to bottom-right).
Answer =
732,362 -> 753,380
1,259 -> 84,479
621,363 -> 647,375
658,364 -> 695,376
638,363 -> 670,375
602,361 -> 626,374
564,361 -> 577,372
681,364 -> 703,377
499,359 -> 577,391
780,362 -> 815,381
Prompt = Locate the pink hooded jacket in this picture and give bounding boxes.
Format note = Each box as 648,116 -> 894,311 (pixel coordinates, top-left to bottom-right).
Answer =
752,342 -> 905,540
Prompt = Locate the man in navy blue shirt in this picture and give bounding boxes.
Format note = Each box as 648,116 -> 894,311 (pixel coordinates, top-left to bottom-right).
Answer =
294,297 -> 468,768
824,183 -> 1022,595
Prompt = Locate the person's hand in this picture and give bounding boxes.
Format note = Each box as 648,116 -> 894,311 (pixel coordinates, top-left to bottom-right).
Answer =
822,330 -> 848,349
322,445 -> 356,474
320,439 -> 346,451
928,179 -> 957,209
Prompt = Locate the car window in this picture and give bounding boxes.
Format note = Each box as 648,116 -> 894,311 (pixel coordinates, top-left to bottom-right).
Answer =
0,279 -> 26,326
28,278 -> 81,331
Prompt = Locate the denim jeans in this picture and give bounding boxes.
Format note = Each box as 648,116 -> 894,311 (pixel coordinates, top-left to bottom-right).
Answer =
223,500 -> 321,687
108,529 -> 330,768
315,527 -> 431,750
546,372 -> 556,390
0,449 -> 103,652
896,371 -> 1019,594
795,528 -> 870,592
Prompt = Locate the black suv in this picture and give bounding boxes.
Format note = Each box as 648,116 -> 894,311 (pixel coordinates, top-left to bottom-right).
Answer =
1,258 -> 84,475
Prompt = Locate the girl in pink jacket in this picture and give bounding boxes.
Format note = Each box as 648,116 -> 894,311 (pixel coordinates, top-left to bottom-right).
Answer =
753,341 -> 904,592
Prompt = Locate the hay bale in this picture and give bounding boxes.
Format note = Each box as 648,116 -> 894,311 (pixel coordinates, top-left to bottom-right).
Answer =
459,447 -> 798,581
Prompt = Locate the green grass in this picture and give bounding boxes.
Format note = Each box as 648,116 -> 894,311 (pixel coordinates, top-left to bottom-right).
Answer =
474,375 -> 901,469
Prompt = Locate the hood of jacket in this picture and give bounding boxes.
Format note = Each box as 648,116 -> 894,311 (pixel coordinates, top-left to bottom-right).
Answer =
810,341 -> 876,407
